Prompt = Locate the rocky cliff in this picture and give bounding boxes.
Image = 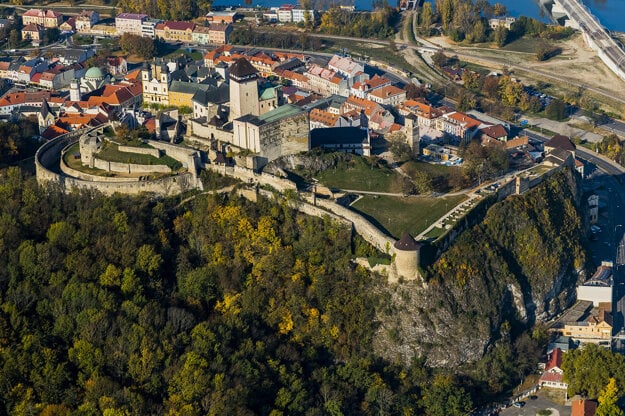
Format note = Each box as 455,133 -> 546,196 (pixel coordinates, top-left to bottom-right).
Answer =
374,168 -> 586,367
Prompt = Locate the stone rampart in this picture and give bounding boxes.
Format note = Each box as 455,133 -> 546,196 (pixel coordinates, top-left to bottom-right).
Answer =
60,160 -> 138,183
148,140 -> 200,172
117,145 -> 161,158
312,197 -> 394,254
92,158 -> 172,174
36,127 -> 202,196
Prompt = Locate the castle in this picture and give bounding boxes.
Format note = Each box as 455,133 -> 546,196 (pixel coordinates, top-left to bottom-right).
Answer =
189,58 -> 310,167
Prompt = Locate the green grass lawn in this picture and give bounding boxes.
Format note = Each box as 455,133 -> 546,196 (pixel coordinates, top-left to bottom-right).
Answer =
314,157 -> 403,193
97,142 -> 182,170
401,160 -> 453,177
501,37 -> 542,54
351,194 -> 467,239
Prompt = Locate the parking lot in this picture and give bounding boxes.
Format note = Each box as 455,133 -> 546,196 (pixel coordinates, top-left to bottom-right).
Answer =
499,390 -> 569,416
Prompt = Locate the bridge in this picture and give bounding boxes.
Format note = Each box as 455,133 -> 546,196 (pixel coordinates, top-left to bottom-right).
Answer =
543,0 -> 625,84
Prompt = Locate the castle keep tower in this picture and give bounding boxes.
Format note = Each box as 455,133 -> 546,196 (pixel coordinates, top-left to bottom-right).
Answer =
392,232 -> 421,282
229,58 -> 260,120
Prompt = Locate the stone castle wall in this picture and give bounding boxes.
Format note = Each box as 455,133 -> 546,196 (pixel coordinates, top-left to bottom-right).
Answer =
117,145 -> 161,158
91,158 -> 172,174
37,129 -> 202,196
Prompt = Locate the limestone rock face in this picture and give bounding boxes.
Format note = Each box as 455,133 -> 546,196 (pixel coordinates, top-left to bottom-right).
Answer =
373,169 -> 584,368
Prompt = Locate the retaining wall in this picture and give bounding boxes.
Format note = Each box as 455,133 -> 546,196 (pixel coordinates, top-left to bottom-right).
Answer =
117,145 -> 161,158
92,158 -> 172,174
36,128 -> 201,196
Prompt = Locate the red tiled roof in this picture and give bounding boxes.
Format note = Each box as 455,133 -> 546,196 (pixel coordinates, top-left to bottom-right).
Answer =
546,348 -> 563,371
539,371 -> 564,384
41,124 -> 69,140
163,20 -> 195,31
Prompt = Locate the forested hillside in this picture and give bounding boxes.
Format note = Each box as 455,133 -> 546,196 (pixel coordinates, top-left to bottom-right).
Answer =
375,169 -> 586,395
0,167 -> 471,415
0,166 -> 585,414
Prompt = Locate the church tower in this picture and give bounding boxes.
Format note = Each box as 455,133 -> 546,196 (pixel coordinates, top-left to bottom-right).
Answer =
38,98 -> 55,135
404,114 -> 420,156
228,58 -> 259,120
69,79 -> 81,102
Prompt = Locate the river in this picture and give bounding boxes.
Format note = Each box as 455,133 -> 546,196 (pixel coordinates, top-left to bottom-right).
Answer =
212,0 -> 625,33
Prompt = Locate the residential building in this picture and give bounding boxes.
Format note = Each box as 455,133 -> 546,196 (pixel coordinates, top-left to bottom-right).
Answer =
21,23 -> 44,45
305,64 -> 349,97
292,8 -> 316,23
59,18 -> 76,33
562,303 -> 613,343
436,111 -> 481,144
367,85 -> 406,107
489,17 -> 516,29
208,23 -> 232,45
75,10 -> 99,32
39,65 -> 75,89
539,348 -> 567,389
328,54 -> 366,85
545,134 -> 576,158
155,21 -> 195,42
398,100 -> 443,128
22,9 -> 63,28
192,25 -> 211,45
478,124 -> 509,145
350,74 -> 391,98
277,5 -> 293,22
309,108 -> 355,129
115,13 -> 148,36
107,56 -> 128,76
0,91 -> 52,115
141,18 -> 161,38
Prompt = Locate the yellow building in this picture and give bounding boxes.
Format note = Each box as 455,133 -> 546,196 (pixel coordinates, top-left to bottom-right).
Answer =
168,81 -> 211,109
155,21 -> 195,42
562,304 -> 612,343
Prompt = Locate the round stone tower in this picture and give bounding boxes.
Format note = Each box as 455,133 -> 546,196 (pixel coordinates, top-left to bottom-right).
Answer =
393,232 -> 421,282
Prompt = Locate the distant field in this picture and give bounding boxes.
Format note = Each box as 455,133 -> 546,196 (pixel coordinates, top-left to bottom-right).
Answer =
350,194 -> 467,239
314,157 -> 403,193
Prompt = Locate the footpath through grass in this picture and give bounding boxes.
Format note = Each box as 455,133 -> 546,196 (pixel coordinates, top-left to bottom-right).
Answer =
351,194 -> 467,239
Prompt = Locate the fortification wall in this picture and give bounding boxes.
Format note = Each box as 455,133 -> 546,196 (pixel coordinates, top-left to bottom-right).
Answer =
312,197 -> 394,253
60,160 -> 138,183
205,163 -> 297,192
117,145 -> 161,158
55,173 -> 195,196
92,158 -> 172,174
36,128 -> 201,196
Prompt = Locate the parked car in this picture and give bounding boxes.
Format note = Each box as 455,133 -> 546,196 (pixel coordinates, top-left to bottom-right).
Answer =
512,401 -> 525,408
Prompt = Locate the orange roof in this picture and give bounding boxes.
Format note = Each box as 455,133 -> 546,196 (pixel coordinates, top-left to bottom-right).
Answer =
572,399 -> 597,416
125,68 -> 141,81
389,123 -> 402,132
310,108 -> 339,126
446,111 -> 481,129
368,84 -> 405,99
41,124 -> 69,140
364,74 -> 390,89
144,118 -> 156,133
